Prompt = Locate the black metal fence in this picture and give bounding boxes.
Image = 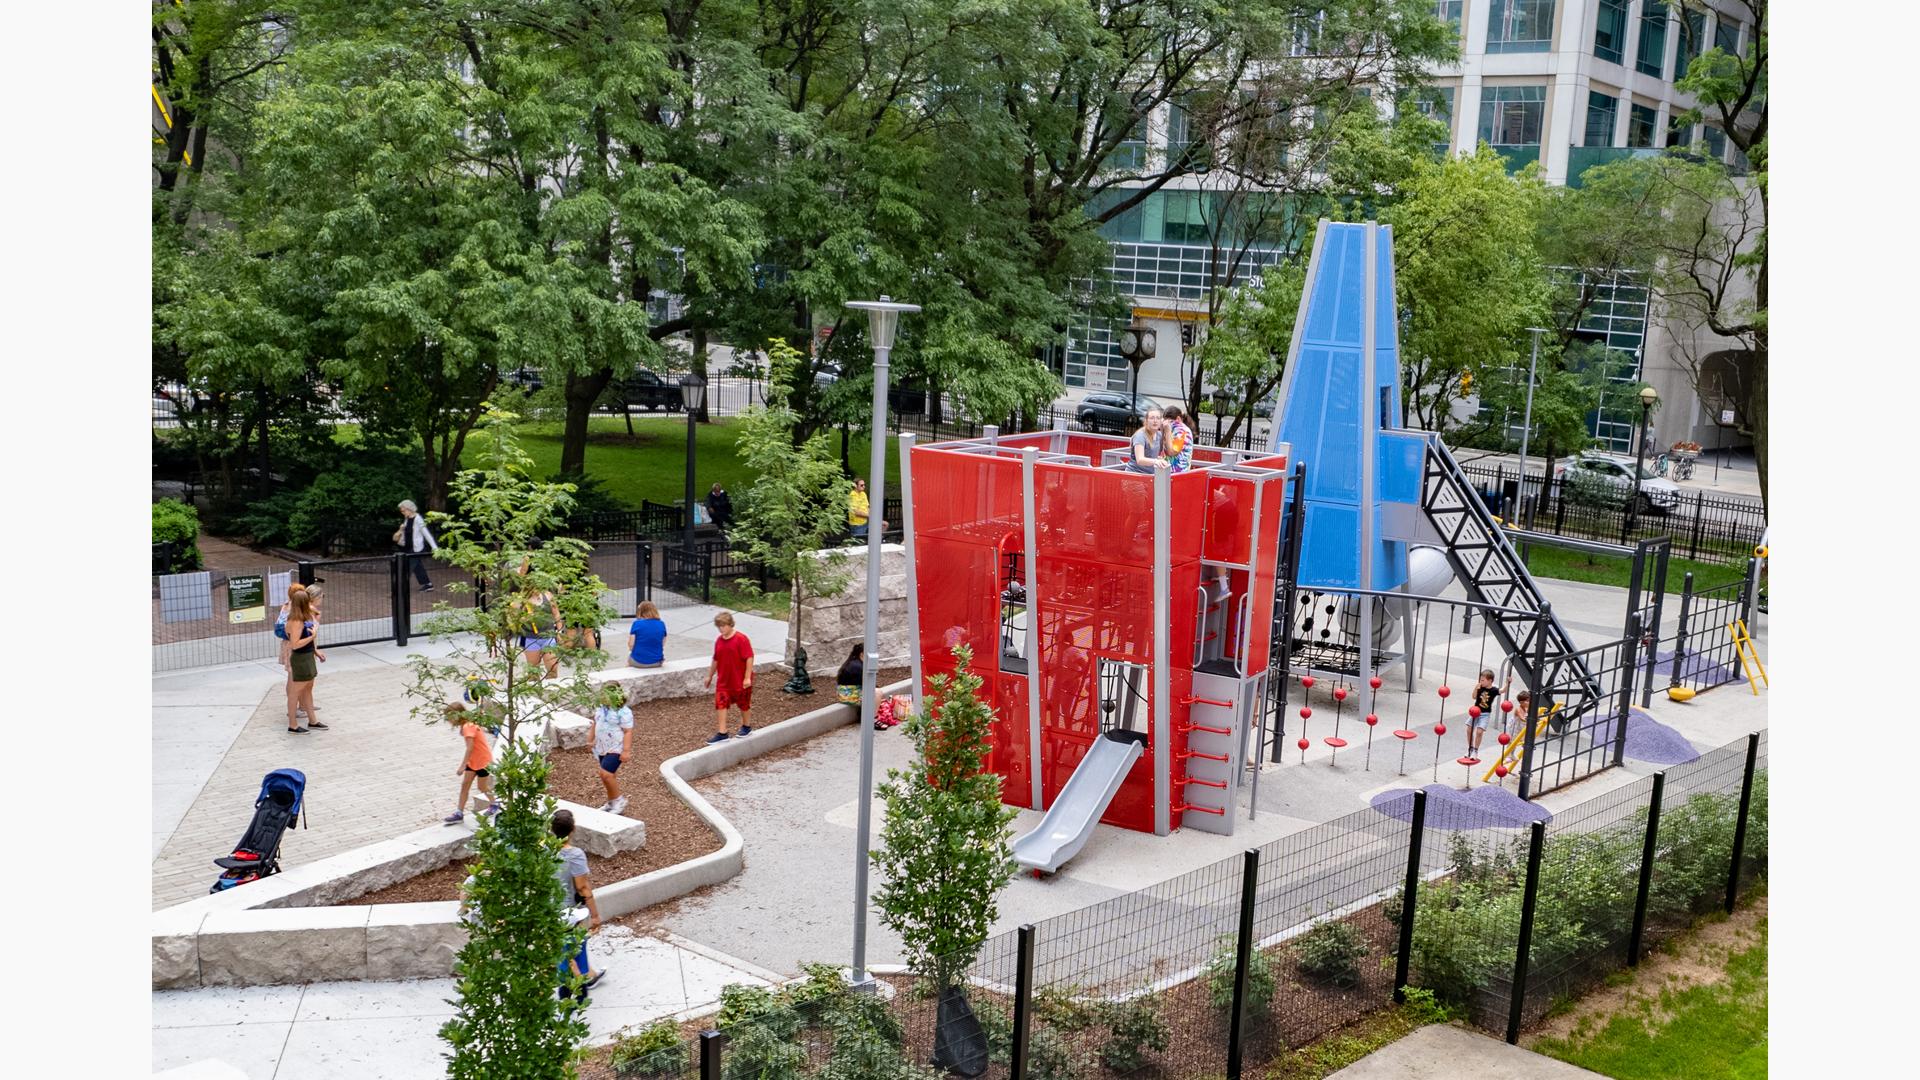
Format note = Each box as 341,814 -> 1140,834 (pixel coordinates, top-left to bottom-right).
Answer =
1653,564 -> 1760,697
1458,460 -> 1765,565
645,731 -> 1765,1078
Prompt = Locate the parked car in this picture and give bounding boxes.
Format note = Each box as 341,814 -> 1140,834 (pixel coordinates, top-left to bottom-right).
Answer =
500,367 -> 545,393
1075,392 -> 1160,433
609,369 -> 685,412
1555,451 -> 1681,513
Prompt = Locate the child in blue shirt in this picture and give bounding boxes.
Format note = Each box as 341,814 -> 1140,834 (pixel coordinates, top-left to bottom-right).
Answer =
627,601 -> 667,668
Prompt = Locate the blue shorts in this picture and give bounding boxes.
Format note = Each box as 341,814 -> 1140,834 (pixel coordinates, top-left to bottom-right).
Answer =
523,636 -> 557,652
557,938 -> 591,995
598,753 -> 623,774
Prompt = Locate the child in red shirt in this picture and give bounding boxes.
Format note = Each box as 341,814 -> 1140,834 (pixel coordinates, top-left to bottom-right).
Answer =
705,612 -> 755,744
443,702 -> 499,824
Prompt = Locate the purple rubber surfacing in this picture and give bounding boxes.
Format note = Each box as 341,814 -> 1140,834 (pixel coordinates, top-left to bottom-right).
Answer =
1369,784 -> 1553,830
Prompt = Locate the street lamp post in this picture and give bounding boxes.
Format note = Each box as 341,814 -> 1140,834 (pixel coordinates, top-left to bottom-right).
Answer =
1515,328 -> 1547,528
678,375 -> 708,565
1211,387 -> 1232,444
1626,385 -> 1657,540
843,295 -> 919,991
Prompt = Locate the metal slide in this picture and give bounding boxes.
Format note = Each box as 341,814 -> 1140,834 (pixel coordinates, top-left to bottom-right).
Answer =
1011,731 -> 1146,875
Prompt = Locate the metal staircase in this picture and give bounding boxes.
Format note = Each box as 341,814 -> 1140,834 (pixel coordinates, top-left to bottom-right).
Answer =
1419,435 -> 1605,726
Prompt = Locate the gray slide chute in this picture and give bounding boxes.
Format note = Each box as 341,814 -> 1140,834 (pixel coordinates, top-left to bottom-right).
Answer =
1011,731 -> 1146,875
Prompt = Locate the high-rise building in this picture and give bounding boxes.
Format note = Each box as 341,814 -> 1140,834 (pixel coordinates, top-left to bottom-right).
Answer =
1064,1 -> 1759,455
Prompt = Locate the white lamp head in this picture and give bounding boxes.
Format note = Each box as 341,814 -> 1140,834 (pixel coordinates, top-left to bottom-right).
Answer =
844,295 -> 921,351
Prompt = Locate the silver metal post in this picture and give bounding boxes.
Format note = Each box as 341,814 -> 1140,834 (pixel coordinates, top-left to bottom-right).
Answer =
899,433 -> 924,717
1021,448 -> 1044,810
1152,466 -> 1172,835
1358,224 -> 1378,691
845,297 -> 917,990
1517,328 -> 1545,528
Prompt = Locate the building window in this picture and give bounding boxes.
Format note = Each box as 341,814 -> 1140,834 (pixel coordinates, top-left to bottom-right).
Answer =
1676,9 -> 1707,79
1584,92 -> 1620,148
1478,85 -> 1546,148
1636,2 -> 1669,79
1716,18 -> 1741,54
1110,116 -> 1147,172
1702,124 -> 1726,161
1161,191 -> 1212,245
1410,87 -> 1456,156
1594,0 -> 1629,64
1486,0 -> 1554,54
1665,113 -> 1690,148
1290,10 -> 1326,57
1166,98 -> 1210,170
1626,103 -> 1657,148
1434,1 -> 1462,30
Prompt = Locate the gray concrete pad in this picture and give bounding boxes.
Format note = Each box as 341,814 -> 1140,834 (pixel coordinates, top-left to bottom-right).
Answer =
1326,1022 -> 1606,1079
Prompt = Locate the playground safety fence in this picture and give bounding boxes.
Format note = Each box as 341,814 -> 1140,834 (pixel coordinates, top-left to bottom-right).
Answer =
1456,461 -> 1765,566
645,733 -> 1765,1078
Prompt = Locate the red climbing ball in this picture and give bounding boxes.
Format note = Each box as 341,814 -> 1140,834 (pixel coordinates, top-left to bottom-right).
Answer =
1495,765 -> 1509,778
1497,731 -> 1512,745
1500,699 -> 1514,713
1437,685 -> 1451,699
1369,676 -> 1383,690
1299,706 -> 1313,720
1434,723 -> 1448,736
1301,675 -> 1316,689
1333,686 -> 1348,701
1365,714 -> 1379,727
1468,705 -> 1482,720
1297,738 -> 1310,751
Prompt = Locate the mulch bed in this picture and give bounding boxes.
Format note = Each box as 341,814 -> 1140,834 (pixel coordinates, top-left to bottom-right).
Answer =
344,670 -> 904,905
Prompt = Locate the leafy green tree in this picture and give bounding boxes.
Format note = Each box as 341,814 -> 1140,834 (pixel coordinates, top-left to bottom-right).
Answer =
1384,146 -> 1549,431
725,340 -> 855,664
403,409 -> 614,1078
872,645 -> 1019,990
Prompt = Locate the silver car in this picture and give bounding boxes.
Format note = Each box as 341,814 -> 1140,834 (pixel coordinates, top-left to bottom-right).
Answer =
1555,451 -> 1681,513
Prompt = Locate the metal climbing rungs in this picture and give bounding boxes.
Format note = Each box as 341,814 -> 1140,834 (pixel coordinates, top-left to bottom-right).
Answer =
1419,435 -> 1605,725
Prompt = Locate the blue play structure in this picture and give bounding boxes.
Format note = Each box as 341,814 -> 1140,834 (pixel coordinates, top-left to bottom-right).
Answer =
1267,220 -> 1600,713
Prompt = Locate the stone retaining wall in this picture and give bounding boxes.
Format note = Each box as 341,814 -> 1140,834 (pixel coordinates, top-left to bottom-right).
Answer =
796,543 -> 908,670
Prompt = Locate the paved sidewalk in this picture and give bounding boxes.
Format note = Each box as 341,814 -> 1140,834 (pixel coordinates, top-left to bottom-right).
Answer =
1326,1023 -> 1605,1078
152,605 -> 788,909
151,926 -> 777,1079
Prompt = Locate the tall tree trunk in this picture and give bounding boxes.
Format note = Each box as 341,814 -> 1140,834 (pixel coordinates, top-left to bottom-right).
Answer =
558,368 -> 616,476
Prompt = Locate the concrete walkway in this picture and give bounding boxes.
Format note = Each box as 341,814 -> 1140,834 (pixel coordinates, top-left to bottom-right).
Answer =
1326,1023 -> 1606,1079
151,926 -> 778,1079
152,604 -> 788,909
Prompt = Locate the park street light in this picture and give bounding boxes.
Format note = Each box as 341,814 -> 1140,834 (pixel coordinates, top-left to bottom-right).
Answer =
1117,317 -> 1157,428
678,374 -> 707,580
843,294 -> 919,992
1626,384 -> 1658,540
1210,386 -> 1233,443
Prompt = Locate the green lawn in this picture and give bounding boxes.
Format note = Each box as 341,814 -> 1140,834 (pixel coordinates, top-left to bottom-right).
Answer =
477,415 -> 902,510
1516,542 -> 1750,592
1532,920 -> 1767,1080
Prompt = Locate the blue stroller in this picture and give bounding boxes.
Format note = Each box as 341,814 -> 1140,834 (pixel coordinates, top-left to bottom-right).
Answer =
210,769 -> 308,893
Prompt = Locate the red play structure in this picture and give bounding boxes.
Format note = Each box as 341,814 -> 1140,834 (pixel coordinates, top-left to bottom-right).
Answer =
903,428 -> 1289,868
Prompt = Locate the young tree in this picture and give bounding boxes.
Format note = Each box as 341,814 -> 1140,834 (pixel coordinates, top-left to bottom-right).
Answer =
1384,146 -> 1549,431
726,339 -> 855,678
872,645 -> 1019,990
403,408 -> 615,1078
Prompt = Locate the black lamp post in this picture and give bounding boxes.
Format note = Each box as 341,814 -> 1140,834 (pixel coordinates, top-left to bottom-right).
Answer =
1211,386 -> 1232,443
1626,384 -> 1657,538
679,373 -> 707,561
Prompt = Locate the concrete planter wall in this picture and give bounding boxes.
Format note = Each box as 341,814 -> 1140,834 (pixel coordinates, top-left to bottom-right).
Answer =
153,677 -> 909,989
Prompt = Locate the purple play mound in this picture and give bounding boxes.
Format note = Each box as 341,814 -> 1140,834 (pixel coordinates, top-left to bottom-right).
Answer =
1620,707 -> 1701,765
1644,648 -> 1739,689
1369,784 -> 1553,830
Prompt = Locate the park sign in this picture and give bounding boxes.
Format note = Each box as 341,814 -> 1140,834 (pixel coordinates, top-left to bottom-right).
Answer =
228,574 -> 267,624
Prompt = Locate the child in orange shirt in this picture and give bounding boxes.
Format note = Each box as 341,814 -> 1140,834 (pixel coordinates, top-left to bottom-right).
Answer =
443,702 -> 499,824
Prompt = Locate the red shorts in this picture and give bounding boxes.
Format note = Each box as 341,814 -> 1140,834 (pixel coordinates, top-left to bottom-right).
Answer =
715,683 -> 752,711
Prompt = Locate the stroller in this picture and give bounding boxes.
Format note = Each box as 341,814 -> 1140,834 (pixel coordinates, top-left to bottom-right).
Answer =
209,769 -> 308,894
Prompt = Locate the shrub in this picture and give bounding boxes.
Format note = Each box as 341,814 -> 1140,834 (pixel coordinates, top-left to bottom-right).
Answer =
152,498 -> 202,572
1025,1024 -> 1079,1080
975,1002 -> 1012,1064
1381,888 -> 1404,926
288,454 -> 421,553
1647,790 -> 1739,921
609,1019 -> 688,1077
1294,919 -> 1369,988
1203,937 -> 1277,1015
780,961 -> 852,1024
1097,996 -> 1170,1073
1034,986 -> 1100,1033
232,488 -> 305,548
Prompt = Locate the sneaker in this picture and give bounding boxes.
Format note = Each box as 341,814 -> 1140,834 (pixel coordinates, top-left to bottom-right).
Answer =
307,719 -> 329,730
583,969 -> 606,991
483,803 -> 501,818
287,726 -> 309,734
736,725 -> 752,738
420,584 -> 435,593
608,796 -> 628,815
596,801 -> 613,813
443,812 -> 465,825
705,732 -> 730,745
